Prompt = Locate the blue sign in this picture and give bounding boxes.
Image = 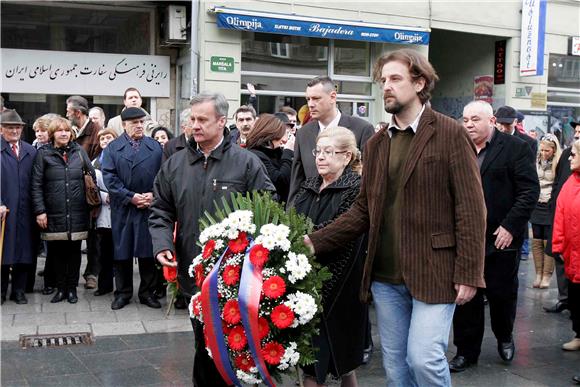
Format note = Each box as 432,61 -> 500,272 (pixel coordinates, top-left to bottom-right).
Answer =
215,9 -> 429,45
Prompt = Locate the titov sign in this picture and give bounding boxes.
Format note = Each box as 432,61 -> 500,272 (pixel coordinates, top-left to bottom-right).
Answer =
1,49 -> 170,97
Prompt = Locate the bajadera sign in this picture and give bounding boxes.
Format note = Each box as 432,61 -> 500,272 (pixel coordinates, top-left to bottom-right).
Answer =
519,0 -> 547,77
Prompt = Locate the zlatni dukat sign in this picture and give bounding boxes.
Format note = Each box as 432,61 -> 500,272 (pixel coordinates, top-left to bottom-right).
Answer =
1,49 -> 170,97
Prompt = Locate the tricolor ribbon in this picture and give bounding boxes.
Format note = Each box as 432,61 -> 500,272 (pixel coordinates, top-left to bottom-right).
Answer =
239,242 -> 276,387
200,247 -> 242,386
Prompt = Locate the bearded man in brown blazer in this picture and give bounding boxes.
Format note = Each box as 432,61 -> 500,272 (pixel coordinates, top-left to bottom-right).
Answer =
304,49 -> 486,386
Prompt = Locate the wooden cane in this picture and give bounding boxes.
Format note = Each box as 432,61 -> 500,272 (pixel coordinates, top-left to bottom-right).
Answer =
0,208 -> 9,264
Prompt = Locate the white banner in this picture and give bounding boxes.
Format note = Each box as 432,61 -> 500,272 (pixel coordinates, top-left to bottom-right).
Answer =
1,49 -> 170,97
519,0 -> 547,77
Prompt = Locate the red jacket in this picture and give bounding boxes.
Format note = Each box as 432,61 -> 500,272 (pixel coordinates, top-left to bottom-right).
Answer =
552,172 -> 580,283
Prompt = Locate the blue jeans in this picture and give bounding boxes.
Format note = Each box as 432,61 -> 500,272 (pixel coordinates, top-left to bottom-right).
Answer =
371,281 -> 456,387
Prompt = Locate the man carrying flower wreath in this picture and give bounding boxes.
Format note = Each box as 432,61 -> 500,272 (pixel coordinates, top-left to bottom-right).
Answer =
149,92 -> 275,387
304,49 -> 487,386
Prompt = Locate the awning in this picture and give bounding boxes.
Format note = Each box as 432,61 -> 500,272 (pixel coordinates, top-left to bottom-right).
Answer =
213,7 -> 429,45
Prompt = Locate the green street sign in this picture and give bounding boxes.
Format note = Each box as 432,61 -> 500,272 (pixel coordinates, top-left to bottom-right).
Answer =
210,56 -> 234,73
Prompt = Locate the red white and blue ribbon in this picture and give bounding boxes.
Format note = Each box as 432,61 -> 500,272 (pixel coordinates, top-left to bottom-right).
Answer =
200,247 -> 242,387
239,242 -> 276,387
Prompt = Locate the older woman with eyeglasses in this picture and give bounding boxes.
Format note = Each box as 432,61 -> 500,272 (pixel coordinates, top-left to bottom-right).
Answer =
530,134 -> 562,288
293,126 -> 367,387
552,140 -> 580,383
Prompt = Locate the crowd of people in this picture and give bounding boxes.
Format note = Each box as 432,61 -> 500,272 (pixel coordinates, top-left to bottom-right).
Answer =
1,48 -> 580,386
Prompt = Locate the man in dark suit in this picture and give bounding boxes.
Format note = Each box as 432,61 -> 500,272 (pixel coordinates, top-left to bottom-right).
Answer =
287,76 -> 374,206
305,50 -> 486,386
495,105 -> 538,155
543,122 -> 580,313
163,108 -> 194,161
449,101 -> 539,372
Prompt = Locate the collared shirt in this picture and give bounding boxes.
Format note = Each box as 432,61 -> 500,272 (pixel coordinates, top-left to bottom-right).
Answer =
197,136 -> 224,157
476,129 -> 497,169
10,141 -> 19,158
318,110 -> 341,132
77,118 -> 90,137
387,104 -> 426,138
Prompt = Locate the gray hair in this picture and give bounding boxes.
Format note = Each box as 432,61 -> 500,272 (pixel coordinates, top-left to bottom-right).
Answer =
190,92 -> 229,118
463,100 -> 494,118
180,108 -> 191,129
89,106 -> 105,118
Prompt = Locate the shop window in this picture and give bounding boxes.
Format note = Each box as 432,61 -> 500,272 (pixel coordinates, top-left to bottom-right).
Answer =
548,54 -> 580,90
1,3 -> 151,54
334,40 -> 370,77
270,43 -> 290,58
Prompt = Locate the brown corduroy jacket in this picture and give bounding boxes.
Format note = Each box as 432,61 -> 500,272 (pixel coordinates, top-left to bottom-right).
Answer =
308,107 -> 487,304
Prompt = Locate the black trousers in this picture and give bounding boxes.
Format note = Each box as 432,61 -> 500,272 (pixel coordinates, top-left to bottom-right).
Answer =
113,258 -> 158,301
1,264 -> 28,296
83,223 -> 100,278
96,228 -> 114,293
43,241 -> 57,289
190,318 -> 229,387
48,240 -> 82,291
453,250 -> 520,362
570,282 -> 580,338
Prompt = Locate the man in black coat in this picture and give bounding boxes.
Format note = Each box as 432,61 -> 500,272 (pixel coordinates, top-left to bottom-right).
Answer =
163,108 -> 194,161
543,122 -> 580,313
287,76 -> 374,207
449,101 -> 539,372
495,105 -> 538,155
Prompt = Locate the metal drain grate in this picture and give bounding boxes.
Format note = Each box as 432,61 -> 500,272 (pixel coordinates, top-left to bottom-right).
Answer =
19,332 -> 94,349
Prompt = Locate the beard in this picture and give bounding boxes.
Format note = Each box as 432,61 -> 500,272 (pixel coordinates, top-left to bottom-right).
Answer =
384,97 -> 403,115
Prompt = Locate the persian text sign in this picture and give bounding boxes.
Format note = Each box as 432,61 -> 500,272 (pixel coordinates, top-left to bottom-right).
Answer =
215,8 -> 429,45
1,49 -> 170,97
519,0 -> 547,77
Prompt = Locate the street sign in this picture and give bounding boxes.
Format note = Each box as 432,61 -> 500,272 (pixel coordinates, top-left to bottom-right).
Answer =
210,56 -> 234,73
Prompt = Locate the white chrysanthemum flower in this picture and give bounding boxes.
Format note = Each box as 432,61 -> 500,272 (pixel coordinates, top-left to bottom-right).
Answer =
278,341 -> 299,370
236,370 -> 262,385
207,347 -> 213,359
285,252 -> 312,283
214,239 -> 224,250
285,292 -> 317,325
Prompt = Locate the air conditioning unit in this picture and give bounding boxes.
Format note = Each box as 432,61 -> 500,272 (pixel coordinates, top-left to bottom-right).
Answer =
163,5 -> 187,43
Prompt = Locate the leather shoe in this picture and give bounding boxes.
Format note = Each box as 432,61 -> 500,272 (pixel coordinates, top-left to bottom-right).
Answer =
111,297 -> 130,310
94,289 -> 112,296
573,375 -> 580,384
544,301 -> 568,313
449,355 -> 476,373
42,286 -> 55,295
12,292 -> 28,305
498,340 -> 515,362
140,296 -> 161,309
174,296 -> 187,310
50,290 -> 67,303
67,289 -> 78,304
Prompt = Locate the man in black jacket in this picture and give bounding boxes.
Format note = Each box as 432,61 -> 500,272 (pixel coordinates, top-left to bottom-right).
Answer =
287,76 -> 375,207
495,105 -> 538,155
162,108 -> 194,161
543,122 -> 580,313
149,92 -> 274,387
449,100 -> 539,372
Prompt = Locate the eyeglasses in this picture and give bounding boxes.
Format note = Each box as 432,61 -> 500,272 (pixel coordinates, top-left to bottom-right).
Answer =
571,151 -> 577,158
312,148 -> 347,158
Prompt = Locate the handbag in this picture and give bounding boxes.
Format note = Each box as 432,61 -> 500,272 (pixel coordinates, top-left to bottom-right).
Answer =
80,151 -> 102,207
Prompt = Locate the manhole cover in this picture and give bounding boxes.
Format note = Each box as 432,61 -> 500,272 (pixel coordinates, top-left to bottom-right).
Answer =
19,332 -> 94,349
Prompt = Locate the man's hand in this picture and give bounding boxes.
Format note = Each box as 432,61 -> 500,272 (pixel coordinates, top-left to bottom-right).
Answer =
131,193 -> 145,207
493,226 -> 513,250
0,205 -> 7,222
303,235 -> 315,254
36,213 -> 48,229
454,284 -> 477,305
246,83 -> 256,96
156,250 -> 177,267
284,133 -> 296,151
142,192 -> 154,208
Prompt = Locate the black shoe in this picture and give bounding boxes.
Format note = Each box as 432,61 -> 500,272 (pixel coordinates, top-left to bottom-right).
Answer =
140,296 -> 161,309
152,288 -> 166,299
50,290 -> 66,303
67,289 -> 78,304
42,286 -> 55,295
1,295 -> 6,305
174,296 -> 187,310
498,340 -> 515,362
12,292 -> 28,305
38,270 -> 44,277
573,375 -> 580,384
544,301 -> 569,313
111,297 -> 130,310
94,289 -> 113,296
449,355 -> 476,373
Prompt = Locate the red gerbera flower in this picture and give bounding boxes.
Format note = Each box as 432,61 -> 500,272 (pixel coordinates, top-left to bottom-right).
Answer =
258,317 -> 270,339
270,304 -> 295,329
222,320 -> 232,335
163,265 -> 177,283
228,232 -> 249,254
194,264 -> 205,288
190,296 -> 201,316
223,299 -> 241,325
234,352 -> 255,372
262,341 -> 285,365
202,240 -> 216,259
263,276 -> 286,299
223,265 -> 241,286
228,325 -> 247,351
249,244 -> 270,267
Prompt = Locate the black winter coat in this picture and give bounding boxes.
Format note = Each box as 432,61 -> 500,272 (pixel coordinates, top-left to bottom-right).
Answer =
294,167 -> 368,381
31,142 -> 95,240
248,145 -> 293,204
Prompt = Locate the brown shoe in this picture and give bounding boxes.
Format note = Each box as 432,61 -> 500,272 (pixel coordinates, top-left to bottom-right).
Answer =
84,275 -> 97,289
562,338 -> 580,351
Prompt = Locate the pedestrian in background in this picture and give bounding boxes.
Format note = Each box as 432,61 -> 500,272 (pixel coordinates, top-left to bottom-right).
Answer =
531,134 -> 561,288
1,109 -> 38,305
151,126 -> 173,148
31,116 -> 96,304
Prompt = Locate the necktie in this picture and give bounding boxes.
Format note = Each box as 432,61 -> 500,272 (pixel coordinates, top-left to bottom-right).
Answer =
11,144 -> 18,159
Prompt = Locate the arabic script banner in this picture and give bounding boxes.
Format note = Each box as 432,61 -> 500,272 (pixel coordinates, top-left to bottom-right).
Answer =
1,49 -> 170,97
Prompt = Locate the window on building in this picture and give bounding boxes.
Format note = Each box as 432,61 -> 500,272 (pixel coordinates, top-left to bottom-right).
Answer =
547,54 -> 580,146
